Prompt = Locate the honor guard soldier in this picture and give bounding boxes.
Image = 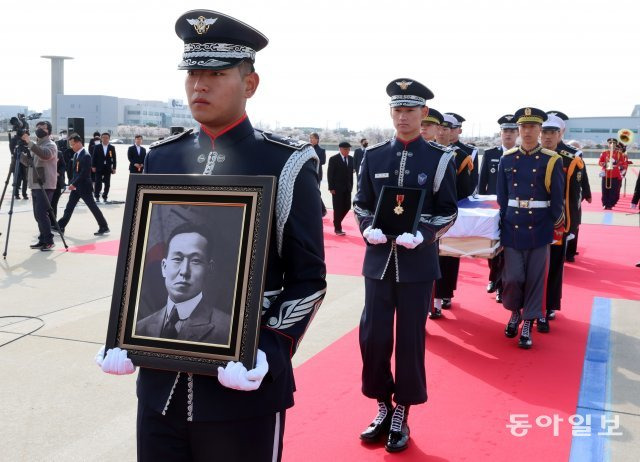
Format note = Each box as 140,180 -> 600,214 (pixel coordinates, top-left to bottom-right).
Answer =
479,115 -> 518,303
540,114 -> 586,328
430,113 -> 474,317
546,111 -> 592,262
445,112 -> 480,190
353,78 -> 458,452
497,107 -> 564,349
95,10 -> 327,462
419,107 -> 444,142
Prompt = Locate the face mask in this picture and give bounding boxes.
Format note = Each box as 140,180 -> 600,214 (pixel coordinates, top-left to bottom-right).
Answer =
35,128 -> 48,138
59,135 -> 67,140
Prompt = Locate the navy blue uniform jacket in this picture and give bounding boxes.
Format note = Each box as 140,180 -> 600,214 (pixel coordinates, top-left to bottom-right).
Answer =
496,145 -> 565,250
141,116 -> 327,422
353,136 -> 458,283
478,146 -> 503,195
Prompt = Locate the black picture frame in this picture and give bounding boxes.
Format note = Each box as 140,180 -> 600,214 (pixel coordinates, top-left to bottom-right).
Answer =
104,174 -> 276,376
371,185 -> 426,238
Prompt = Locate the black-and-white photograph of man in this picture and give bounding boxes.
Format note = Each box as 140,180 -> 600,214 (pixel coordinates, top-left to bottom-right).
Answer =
133,203 -> 243,346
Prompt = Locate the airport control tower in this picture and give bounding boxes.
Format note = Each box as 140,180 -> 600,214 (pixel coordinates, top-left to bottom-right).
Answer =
41,55 -> 72,133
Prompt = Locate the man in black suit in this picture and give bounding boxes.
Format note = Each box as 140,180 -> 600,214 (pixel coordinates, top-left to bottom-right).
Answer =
136,223 -> 231,344
309,132 -> 327,216
57,133 -> 110,236
327,141 -> 355,235
127,134 -> 146,173
87,131 -> 101,185
92,132 -> 117,201
353,138 -> 368,177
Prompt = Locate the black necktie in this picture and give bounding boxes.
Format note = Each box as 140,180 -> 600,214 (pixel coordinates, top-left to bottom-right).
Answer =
163,305 -> 180,339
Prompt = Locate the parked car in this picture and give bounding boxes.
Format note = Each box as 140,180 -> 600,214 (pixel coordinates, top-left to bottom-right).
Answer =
111,138 -> 125,144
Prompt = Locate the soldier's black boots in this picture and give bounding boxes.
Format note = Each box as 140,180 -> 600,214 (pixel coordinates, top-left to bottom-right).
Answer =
385,404 -> 410,452
505,310 -> 521,338
518,320 -> 533,349
360,401 -> 393,443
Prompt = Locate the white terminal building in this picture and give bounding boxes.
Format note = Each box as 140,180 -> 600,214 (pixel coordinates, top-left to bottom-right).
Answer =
55,95 -> 197,136
564,105 -> 640,146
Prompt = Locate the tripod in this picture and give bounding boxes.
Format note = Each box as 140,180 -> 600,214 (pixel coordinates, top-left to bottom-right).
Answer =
3,147 -> 68,258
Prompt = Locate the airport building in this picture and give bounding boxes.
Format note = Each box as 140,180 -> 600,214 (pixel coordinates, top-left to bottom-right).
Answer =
54,95 -> 197,136
565,105 -> 640,146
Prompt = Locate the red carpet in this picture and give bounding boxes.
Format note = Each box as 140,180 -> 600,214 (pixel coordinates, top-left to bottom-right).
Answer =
283,220 -> 640,461
66,240 -> 121,256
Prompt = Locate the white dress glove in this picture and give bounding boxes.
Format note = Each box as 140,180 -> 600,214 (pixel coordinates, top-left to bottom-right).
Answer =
95,346 -> 136,375
395,231 -> 424,249
217,349 -> 269,391
363,226 -> 388,245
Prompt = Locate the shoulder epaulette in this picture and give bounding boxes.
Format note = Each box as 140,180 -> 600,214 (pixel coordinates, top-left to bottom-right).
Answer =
149,129 -> 194,149
258,130 -> 308,150
426,140 -> 450,152
366,139 -> 391,151
562,143 -> 579,154
559,149 -> 575,159
504,147 -> 519,156
541,148 -> 560,157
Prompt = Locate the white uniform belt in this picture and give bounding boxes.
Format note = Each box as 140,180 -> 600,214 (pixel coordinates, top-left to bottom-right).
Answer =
507,199 -> 550,209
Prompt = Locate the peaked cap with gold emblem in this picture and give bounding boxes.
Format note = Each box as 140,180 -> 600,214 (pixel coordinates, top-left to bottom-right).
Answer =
175,10 -> 268,70
514,107 -> 547,125
422,107 -> 444,125
386,78 -> 434,107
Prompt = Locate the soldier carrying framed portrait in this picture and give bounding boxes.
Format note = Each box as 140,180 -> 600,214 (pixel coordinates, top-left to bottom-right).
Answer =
104,173 -> 275,375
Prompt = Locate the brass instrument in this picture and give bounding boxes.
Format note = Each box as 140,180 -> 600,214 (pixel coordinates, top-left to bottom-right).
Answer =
605,139 -> 615,189
618,128 -> 634,145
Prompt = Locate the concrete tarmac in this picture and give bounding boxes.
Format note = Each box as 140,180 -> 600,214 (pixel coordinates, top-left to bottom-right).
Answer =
0,143 -> 638,461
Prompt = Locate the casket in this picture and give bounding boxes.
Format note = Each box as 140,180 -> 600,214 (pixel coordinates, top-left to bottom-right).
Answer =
439,195 -> 502,259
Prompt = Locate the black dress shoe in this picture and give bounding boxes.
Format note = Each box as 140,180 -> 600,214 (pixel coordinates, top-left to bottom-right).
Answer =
442,298 -> 452,309
429,307 -> 442,319
518,320 -> 533,349
94,227 -> 110,236
30,242 -> 45,249
537,317 -> 550,333
547,309 -> 556,320
495,289 -> 503,303
385,405 -> 410,453
565,255 -> 575,262
23,195 -> 29,200
486,281 -> 497,293
505,311 -> 521,338
360,401 -> 392,443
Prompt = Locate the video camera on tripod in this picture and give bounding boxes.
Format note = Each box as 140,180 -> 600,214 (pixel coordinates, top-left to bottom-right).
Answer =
8,113 -> 43,163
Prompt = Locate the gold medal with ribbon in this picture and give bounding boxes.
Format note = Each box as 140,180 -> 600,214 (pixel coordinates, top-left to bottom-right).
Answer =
394,194 -> 405,215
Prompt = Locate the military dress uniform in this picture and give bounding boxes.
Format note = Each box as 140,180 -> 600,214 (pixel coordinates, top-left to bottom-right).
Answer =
354,79 -> 458,452
480,114 -> 518,301
135,10 -> 327,462
546,111 -> 592,261
446,113 -> 480,190
544,144 -> 586,320
496,107 -> 565,349
479,144 -> 506,298
433,114 -> 473,310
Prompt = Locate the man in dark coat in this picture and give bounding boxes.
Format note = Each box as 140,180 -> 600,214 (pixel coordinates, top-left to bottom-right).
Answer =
327,141 -> 355,235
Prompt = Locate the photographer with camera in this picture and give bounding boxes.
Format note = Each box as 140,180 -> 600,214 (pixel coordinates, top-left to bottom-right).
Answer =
20,120 -> 58,251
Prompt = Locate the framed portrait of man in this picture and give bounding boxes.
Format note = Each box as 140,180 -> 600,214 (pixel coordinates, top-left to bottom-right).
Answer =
104,174 -> 275,375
